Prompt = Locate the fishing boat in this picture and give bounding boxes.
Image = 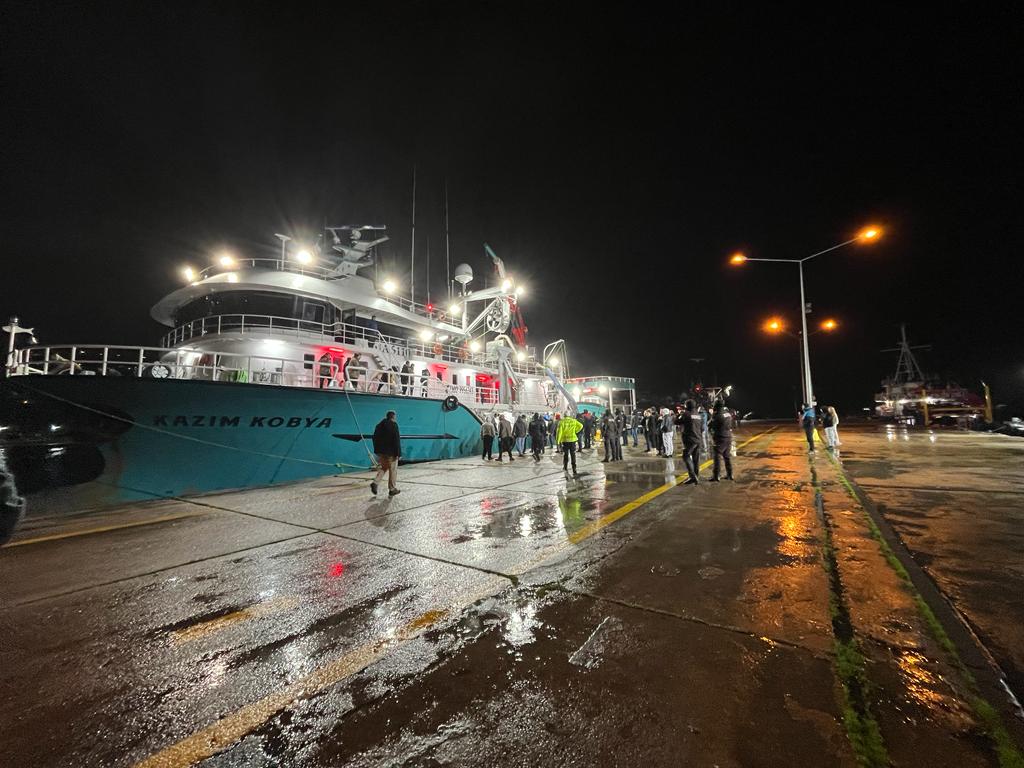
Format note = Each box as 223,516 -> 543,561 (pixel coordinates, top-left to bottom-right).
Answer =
1,226 -> 588,509
873,324 -> 990,426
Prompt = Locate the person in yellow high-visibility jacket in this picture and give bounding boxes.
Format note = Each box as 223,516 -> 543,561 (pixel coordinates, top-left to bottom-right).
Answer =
556,413 -> 584,476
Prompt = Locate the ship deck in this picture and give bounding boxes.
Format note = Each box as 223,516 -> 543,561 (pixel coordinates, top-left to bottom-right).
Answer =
2,423 -> 1023,766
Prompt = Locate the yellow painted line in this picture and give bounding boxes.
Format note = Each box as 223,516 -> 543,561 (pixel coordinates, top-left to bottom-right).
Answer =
171,597 -> 300,646
568,427 -> 776,544
134,575 -> 507,768
2,512 -> 204,548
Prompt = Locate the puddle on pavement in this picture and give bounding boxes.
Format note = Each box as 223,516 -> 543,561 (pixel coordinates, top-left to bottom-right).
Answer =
445,493 -> 609,542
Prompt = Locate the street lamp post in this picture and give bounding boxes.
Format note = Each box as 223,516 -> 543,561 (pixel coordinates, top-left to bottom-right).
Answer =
763,316 -> 839,406
731,227 -> 879,406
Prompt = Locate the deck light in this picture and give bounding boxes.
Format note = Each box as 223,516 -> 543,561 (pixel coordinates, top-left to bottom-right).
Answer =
419,330 -> 433,341
382,279 -> 397,294
516,350 -> 526,361
182,266 -> 195,281
548,356 -> 560,368
295,249 -> 313,264
218,253 -> 235,267
501,279 -> 512,292
515,285 -> 526,298
469,340 -> 481,352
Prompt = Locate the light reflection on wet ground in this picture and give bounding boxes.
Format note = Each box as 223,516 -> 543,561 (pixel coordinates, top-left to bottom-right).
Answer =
1,425 -> 1020,766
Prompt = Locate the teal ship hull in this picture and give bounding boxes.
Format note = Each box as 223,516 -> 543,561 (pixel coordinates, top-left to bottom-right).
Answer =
0,376 -> 482,508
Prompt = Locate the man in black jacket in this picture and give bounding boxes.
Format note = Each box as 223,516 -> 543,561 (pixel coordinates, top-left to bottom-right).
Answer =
680,399 -> 703,484
709,401 -> 734,481
371,410 -> 402,496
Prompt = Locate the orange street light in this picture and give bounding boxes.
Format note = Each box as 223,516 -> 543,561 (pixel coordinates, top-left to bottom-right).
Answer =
859,226 -> 881,241
730,252 -> 748,265
762,317 -> 785,334
821,318 -> 838,332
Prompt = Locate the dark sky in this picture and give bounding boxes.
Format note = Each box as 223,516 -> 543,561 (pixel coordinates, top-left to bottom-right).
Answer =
3,3 -> 1023,418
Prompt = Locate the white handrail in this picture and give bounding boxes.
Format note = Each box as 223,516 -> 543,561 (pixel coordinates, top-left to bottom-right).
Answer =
7,343 -> 555,409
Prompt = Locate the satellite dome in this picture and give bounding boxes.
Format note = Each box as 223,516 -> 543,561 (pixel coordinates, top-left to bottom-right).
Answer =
453,263 -> 473,285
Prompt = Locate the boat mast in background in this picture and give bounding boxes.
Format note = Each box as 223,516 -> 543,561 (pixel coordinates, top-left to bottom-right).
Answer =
410,166 -> 417,302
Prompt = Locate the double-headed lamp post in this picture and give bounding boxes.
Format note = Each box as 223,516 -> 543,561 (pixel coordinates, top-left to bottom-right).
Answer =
762,316 -> 840,405
731,226 -> 880,406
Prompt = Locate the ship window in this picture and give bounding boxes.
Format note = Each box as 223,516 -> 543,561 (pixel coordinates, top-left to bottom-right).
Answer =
301,301 -> 325,324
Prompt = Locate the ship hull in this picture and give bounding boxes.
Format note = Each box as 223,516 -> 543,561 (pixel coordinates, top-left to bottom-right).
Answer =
0,376 -> 482,508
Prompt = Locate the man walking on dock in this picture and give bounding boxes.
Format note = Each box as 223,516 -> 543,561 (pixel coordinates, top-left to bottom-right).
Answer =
370,410 -> 402,497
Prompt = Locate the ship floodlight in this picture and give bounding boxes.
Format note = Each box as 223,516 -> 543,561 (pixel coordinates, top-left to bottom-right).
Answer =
449,303 -> 461,316
469,340 -> 481,352
218,253 -> 235,267
500,278 -> 512,292
516,350 -> 526,361
515,285 -> 525,298
295,249 -> 313,264
382,279 -> 397,294
548,356 -> 560,368
419,330 -> 433,341
182,266 -> 195,281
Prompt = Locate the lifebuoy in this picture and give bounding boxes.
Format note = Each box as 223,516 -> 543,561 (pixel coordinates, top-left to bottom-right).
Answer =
442,395 -> 459,412
432,342 -> 443,355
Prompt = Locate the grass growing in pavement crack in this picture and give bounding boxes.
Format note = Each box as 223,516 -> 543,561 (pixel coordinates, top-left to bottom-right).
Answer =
825,449 -> 1024,768
811,462 -> 889,768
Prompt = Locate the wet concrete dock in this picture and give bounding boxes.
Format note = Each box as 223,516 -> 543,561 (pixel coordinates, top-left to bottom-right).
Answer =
2,423 -> 1023,767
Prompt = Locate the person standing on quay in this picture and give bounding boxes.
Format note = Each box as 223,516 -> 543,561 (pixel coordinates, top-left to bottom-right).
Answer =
681,399 -> 703,485
529,413 -> 546,462
370,410 -> 402,496
660,408 -> 675,458
800,403 -> 817,452
556,412 -> 583,476
480,418 -> 495,461
709,401 -> 734,481
513,414 -> 528,456
823,406 -> 841,450
498,415 -> 515,462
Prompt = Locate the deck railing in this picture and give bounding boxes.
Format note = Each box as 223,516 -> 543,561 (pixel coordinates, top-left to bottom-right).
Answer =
160,313 -> 544,375
6,345 -> 557,410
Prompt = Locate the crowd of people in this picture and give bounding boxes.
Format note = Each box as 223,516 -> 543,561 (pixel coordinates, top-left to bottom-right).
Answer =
474,398 -> 738,483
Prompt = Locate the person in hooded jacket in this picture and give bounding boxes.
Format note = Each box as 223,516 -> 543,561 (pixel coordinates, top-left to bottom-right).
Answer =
581,411 -> 595,450
528,413 -> 546,462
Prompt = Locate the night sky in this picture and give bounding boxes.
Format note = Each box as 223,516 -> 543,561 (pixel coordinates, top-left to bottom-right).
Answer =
3,3 -> 1022,418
